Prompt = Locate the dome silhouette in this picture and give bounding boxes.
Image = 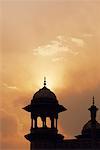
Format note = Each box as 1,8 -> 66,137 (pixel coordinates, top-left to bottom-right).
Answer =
82,120 -> 100,135
32,86 -> 58,104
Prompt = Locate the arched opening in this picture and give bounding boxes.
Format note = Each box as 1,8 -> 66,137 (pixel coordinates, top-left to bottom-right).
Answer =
37,117 -> 42,128
46,117 -> 51,128
54,118 -> 58,129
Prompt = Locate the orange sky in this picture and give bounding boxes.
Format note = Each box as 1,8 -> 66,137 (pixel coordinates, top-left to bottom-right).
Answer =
1,0 -> 100,149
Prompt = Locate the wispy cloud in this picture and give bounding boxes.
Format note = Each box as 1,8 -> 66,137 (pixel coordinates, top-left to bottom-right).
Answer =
33,38 -> 69,56
52,57 -> 64,62
2,83 -> 18,90
82,33 -> 93,38
33,36 -> 85,57
70,37 -> 85,47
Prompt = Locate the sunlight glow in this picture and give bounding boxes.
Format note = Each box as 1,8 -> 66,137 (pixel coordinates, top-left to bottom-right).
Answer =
36,74 -> 61,90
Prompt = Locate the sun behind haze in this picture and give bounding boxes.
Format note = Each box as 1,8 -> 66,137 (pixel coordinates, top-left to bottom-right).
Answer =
0,0 -> 100,149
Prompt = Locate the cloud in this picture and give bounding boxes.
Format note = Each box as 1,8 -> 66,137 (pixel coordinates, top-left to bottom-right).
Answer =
33,36 -> 82,57
82,33 -> 93,38
71,37 -> 85,47
52,57 -> 64,62
2,83 -> 18,90
33,39 -> 69,56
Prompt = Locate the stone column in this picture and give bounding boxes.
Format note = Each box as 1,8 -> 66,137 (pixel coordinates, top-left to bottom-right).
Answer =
51,117 -> 54,128
31,118 -> 33,130
35,117 -> 37,128
42,117 -> 46,128
56,118 -> 58,129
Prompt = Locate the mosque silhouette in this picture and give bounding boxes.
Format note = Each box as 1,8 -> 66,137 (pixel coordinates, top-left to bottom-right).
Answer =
23,78 -> 100,149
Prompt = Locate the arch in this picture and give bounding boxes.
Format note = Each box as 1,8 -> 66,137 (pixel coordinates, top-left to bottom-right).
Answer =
37,117 -> 42,128
46,117 -> 51,128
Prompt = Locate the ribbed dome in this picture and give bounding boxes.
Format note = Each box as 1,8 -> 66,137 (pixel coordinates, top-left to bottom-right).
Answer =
32,86 -> 58,104
82,120 -> 100,135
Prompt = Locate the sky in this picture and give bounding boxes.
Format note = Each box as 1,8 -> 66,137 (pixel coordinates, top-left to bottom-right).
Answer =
1,0 -> 100,149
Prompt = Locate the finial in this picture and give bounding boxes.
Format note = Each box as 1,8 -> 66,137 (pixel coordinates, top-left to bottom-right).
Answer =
93,96 -> 95,105
44,77 -> 46,87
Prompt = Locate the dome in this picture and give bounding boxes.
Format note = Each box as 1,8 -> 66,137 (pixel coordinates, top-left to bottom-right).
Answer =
82,120 -> 100,135
32,86 -> 58,104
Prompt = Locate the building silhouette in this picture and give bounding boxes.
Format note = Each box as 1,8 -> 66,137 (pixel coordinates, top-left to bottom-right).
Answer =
23,78 -> 100,149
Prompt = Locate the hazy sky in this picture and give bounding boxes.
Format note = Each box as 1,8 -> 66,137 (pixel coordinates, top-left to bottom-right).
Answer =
1,0 -> 100,149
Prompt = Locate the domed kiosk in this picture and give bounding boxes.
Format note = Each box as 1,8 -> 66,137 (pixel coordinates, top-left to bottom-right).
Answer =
23,78 -> 66,149
82,120 -> 100,138
76,96 -> 100,149
23,81 -> 100,150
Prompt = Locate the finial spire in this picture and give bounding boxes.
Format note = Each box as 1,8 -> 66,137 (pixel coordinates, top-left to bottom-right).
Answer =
88,96 -> 98,122
44,77 -> 46,87
93,96 -> 95,105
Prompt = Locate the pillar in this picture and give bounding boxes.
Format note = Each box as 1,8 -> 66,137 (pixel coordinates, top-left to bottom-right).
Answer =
56,118 -> 58,129
42,117 -> 46,128
51,117 -> 54,128
34,117 -> 37,128
31,118 -> 33,130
